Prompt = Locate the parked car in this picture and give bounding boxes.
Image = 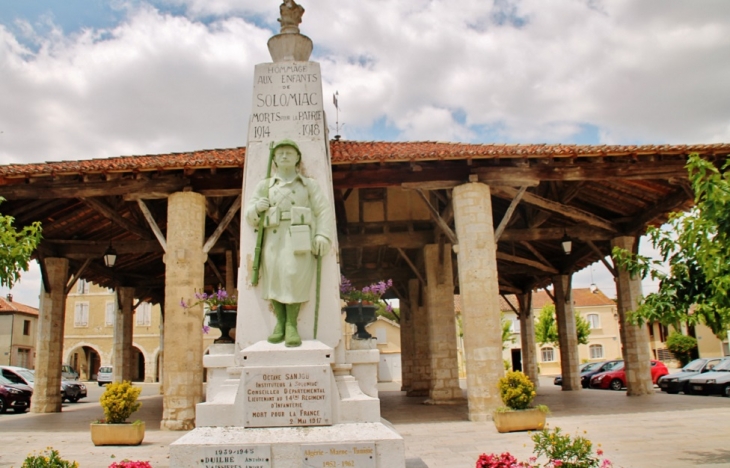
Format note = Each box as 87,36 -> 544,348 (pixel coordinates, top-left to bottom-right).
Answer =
590,360 -> 669,390
687,357 -> 730,396
97,366 -> 113,387
0,374 -> 32,413
658,357 -> 725,394
61,380 -> 87,403
553,361 -> 602,386
0,365 -> 86,403
553,359 -> 623,388
61,364 -> 79,381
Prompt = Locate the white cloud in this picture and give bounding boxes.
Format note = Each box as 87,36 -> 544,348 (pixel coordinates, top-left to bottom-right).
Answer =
0,0 -> 728,161
0,4 -> 271,163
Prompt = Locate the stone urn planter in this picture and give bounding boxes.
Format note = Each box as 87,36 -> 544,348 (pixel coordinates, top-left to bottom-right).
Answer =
343,303 -> 378,339
492,408 -> 546,433
90,422 -> 145,446
207,305 -> 237,343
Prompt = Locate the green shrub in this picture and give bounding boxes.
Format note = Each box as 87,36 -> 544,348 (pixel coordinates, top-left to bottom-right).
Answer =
497,370 -> 536,410
531,427 -> 609,468
22,449 -> 78,468
99,381 -> 142,424
666,332 -> 697,366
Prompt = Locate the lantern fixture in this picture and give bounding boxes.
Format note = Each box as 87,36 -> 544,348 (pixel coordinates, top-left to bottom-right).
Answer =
103,243 -> 117,268
561,230 -> 572,255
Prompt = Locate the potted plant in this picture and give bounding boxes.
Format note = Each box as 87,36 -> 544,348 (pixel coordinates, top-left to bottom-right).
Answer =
181,287 -> 237,343
90,381 -> 145,446
340,276 -> 392,339
492,370 -> 549,433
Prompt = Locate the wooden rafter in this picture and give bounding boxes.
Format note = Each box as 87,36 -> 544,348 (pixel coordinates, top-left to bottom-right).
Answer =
82,197 -> 152,240
137,200 -> 167,251
494,186 -> 528,241
492,186 -> 617,232
415,189 -> 458,245
497,252 -> 558,274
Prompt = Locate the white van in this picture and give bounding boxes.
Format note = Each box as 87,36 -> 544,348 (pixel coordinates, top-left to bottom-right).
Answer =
97,366 -> 113,387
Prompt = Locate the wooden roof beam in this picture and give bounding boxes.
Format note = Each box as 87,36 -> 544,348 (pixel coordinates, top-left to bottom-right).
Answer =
496,251 -> 559,274
82,197 -> 152,240
500,226 -> 615,242
492,186 -> 617,233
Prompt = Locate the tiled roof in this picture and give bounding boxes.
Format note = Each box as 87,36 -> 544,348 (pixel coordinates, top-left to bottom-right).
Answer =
455,288 -> 615,313
1,141 -> 729,178
531,288 -> 615,310
0,296 -> 39,315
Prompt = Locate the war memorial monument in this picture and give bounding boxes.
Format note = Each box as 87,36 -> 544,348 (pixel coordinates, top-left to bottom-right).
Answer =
169,2 -> 407,466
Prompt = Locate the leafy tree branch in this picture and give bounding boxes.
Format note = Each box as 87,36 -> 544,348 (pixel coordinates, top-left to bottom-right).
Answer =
612,153 -> 730,338
0,197 -> 42,289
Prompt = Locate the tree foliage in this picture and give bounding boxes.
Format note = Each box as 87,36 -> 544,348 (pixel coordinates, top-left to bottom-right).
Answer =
501,313 -> 516,350
665,332 -> 697,367
0,198 -> 42,289
535,304 -> 590,347
612,154 -> 730,338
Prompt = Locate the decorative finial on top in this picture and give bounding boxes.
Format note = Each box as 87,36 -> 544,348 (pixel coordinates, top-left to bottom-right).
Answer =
279,0 -> 305,34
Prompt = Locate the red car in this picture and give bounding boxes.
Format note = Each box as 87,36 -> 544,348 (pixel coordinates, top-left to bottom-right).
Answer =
589,360 -> 669,391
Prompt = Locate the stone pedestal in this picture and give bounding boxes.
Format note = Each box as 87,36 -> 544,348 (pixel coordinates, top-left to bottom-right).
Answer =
204,343 -> 236,403
170,422 -> 404,468
172,340 -> 404,467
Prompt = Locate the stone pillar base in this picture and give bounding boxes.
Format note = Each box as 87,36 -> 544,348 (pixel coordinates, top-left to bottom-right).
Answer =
170,422 -> 405,468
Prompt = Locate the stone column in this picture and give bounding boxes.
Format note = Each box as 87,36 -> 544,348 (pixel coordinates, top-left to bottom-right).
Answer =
423,243 -> 461,403
407,278 -> 431,397
553,274 -> 581,391
113,287 -> 135,382
398,280 -> 415,392
33,257 -> 68,413
452,182 -> 503,421
517,291 -> 539,388
612,236 -> 654,395
161,191 -> 207,430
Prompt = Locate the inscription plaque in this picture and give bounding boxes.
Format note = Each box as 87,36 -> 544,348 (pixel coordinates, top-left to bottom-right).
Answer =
301,443 -> 376,468
198,445 -> 271,468
245,365 -> 331,427
249,62 -> 325,142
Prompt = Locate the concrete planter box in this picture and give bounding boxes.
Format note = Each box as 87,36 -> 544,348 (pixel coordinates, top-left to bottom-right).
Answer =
90,422 -> 145,446
492,408 -> 546,433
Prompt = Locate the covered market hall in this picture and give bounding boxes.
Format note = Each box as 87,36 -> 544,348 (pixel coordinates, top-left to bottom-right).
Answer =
0,140 -> 727,428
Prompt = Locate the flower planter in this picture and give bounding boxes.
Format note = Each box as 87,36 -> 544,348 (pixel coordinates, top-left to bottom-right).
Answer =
206,305 -> 237,343
343,304 -> 378,340
90,422 -> 145,446
492,408 -> 546,433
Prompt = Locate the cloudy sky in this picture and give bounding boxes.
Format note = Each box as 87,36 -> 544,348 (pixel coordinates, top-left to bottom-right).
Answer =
1,0 -> 728,305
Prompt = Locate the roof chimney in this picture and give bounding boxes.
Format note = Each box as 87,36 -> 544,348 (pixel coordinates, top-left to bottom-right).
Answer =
6,294 -> 12,302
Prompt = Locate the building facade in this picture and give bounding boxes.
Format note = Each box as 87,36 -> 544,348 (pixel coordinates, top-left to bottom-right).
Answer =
0,295 -> 38,368
62,280 -> 220,382
500,288 -> 623,375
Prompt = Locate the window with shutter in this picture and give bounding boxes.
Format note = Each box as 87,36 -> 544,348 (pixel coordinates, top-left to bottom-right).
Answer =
74,302 -> 89,327
105,301 -> 116,326
136,302 -> 152,326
